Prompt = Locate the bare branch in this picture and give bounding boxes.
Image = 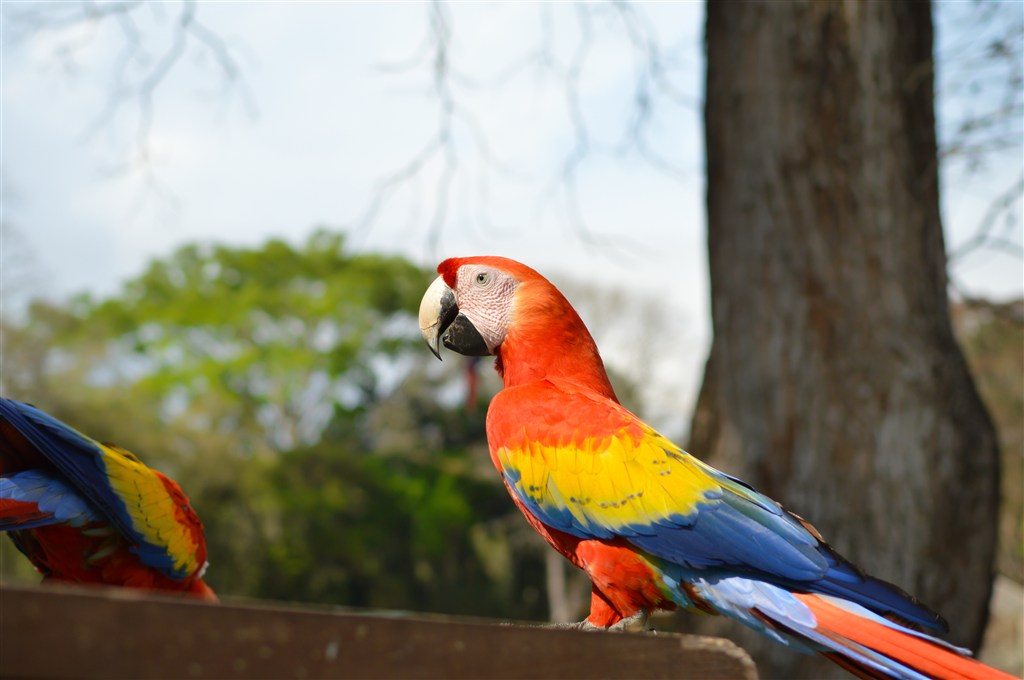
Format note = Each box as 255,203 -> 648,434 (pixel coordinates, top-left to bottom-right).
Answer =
934,1 -> 1023,289
948,175 -> 1024,265
8,0 -> 249,211
937,0 -> 1023,168
605,1 -> 699,176
353,2 -> 695,259
347,2 -> 470,264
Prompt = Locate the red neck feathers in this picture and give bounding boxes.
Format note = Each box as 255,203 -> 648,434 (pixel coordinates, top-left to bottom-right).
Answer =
498,277 -> 617,400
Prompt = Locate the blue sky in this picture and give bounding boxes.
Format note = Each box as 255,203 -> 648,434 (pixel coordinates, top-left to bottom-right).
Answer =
1,1 -> 1021,433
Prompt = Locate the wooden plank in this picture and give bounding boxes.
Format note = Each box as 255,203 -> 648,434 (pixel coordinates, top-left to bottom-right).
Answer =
0,584 -> 758,679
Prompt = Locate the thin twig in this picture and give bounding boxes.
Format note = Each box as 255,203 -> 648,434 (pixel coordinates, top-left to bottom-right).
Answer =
948,175 -> 1024,264
354,2 -> 694,260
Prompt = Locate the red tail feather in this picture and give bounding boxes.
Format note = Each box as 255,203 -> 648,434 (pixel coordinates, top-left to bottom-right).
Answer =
0,498 -> 51,529
796,594 -> 1016,680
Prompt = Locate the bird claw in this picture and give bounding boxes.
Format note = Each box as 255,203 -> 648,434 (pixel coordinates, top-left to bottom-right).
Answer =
506,610 -> 655,634
552,620 -> 601,631
550,610 -> 654,633
607,609 -> 653,633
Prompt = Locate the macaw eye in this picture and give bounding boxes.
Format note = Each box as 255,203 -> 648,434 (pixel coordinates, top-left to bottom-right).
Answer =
475,271 -> 491,287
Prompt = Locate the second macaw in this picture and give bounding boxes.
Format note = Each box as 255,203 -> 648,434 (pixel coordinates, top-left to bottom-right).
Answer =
419,256 -> 1011,680
0,398 -> 215,600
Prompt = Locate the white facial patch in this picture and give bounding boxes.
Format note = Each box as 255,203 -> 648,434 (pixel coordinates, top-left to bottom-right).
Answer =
455,264 -> 518,353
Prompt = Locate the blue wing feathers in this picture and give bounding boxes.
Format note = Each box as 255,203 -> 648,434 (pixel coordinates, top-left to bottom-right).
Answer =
506,452 -> 830,579
711,473 -> 947,632
629,501 -> 827,579
0,399 -> 138,540
496,381 -> 948,635
0,398 -> 207,587
504,440 -> 947,633
632,494 -> 946,632
0,470 -> 101,530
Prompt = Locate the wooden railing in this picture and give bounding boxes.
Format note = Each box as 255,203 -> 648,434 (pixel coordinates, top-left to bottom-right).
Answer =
0,584 -> 757,679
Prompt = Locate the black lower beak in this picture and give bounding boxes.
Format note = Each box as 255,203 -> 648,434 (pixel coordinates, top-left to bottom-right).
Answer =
442,313 -> 491,357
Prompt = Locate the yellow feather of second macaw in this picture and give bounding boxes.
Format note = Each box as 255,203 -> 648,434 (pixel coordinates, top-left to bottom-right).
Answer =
100,444 -> 200,576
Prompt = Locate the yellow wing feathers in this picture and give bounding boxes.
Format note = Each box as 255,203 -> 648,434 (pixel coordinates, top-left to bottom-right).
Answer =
498,427 -> 718,534
101,444 -> 202,576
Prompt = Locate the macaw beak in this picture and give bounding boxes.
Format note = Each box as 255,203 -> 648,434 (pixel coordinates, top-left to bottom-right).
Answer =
418,276 -> 491,360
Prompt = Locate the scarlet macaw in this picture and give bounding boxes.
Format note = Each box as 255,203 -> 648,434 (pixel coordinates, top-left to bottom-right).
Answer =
419,256 -> 1010,680
0,398 -> 215,600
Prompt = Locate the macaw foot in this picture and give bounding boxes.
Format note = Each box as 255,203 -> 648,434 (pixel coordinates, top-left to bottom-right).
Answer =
544,620 -> 595,630
606,609 -> 653,633
549,609 -> 653,633
510,609 -> 654,633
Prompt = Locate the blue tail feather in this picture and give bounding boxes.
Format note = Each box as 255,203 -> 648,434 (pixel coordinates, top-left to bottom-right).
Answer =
812,548 -> 948,633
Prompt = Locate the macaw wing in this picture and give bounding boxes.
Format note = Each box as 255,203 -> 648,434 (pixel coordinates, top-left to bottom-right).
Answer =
490,381 -> 945,631
489,381 -> 828,582
0,469 -> 101,530
0,399 -> 206,582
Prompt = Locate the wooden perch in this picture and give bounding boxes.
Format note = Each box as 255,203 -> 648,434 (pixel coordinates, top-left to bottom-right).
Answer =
0,583 -> 758,679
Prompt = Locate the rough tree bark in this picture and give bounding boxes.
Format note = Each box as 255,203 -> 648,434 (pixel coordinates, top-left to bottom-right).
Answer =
686,2 -> 1001,678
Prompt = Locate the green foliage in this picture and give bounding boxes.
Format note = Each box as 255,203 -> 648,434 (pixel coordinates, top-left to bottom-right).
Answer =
0,230 -> 553,621
249,363 -> 548,618
61,229 -> 430,452
264,418 -> 512,614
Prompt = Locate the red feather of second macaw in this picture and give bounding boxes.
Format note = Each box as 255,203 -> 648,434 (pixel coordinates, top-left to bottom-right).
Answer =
0,399 -> 216,601
13,520 -> 213,600
0,498 -> 50,526
155,468 -> 209,575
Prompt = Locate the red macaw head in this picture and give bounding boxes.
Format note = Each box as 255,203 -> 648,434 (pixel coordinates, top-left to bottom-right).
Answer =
418,256 -> 534,359
418,256 -> 615,395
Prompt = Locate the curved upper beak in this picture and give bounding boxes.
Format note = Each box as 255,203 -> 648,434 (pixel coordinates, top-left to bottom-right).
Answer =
418,275 -> 492,360
419,276 -> 459,360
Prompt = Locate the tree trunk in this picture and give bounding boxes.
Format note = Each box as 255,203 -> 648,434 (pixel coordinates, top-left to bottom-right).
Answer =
688,2 -> 1000,677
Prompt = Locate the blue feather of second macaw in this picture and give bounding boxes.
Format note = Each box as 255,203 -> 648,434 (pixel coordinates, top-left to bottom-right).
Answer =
1,399 -> 205,583
0,400 -> 136,537
0,470 -> 100,530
